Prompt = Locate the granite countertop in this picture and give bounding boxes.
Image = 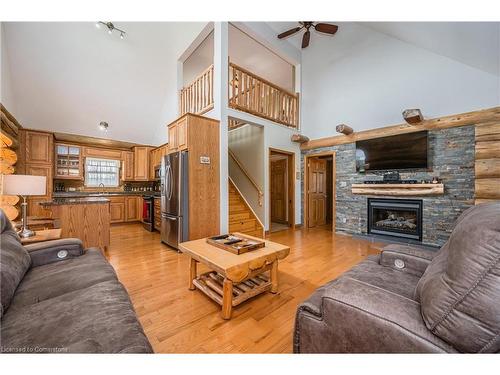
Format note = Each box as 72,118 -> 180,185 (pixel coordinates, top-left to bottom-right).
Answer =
40,197 -> 111,206
53,191 -> 160,198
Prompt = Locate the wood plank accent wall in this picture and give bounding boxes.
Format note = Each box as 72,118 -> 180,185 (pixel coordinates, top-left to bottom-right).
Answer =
301,106 -> 500,150
475,122 -> 500,204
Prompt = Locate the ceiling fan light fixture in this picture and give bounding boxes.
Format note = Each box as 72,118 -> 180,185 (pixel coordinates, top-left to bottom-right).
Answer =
277,21 -> 338,48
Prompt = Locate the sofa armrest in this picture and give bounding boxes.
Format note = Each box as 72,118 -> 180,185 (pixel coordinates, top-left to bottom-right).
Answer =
24,238 -> 84,267
379,244 -> 437,277
294,277 -> 456,353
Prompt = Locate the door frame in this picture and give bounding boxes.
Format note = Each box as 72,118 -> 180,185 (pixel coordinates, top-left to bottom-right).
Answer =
268,148 -> 295,231
304,151 -> 336,231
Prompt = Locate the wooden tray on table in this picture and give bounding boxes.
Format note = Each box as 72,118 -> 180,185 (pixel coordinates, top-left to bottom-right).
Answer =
206,233 -> 265,255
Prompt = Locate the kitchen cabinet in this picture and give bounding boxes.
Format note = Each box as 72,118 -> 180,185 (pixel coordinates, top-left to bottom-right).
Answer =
153,197 -> 161,231
108,195 -> 142,223
25,130 -> 53,164
133,146 -> 153,181
54,143 -> 83,179
122,151 -> 135,181
83,147 -> 122,160
167,117 -> 188,153
149,145 -> 168,180
109,201 -> 125,223
21,130 -> 54,218
125,196 -> 141,222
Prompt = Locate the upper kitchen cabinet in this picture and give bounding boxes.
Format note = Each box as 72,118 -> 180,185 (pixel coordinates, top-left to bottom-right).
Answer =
167,116 -> 188,153
54,143 -> 83,179
24,130 -> 53,164
122,151 -> 135,181
149,144 -> 168,180
133,146 -> 153,181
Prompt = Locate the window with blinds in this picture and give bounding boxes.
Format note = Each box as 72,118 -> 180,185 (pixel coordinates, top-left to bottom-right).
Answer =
84,158 -> 121,187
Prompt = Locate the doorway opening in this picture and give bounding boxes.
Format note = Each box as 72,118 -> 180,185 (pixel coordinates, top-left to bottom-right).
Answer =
305,152 -> 336,231
269,148 -> 295,233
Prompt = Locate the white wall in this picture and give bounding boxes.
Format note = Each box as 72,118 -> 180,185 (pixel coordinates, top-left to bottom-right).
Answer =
0,23 -> 16,114
229,24 -> 295,92
183,31 -> 213,86
228,124 -> 265,222
301,22 -> 500,140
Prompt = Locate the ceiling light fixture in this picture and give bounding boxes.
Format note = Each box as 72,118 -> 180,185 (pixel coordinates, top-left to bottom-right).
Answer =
95,21 -> 126,39
99,121 -> 109,132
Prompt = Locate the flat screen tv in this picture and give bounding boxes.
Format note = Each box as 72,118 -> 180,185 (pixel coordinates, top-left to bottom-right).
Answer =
355,131 -> 428,172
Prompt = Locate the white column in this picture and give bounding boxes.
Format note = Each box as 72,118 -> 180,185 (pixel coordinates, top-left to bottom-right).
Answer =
213,22 -> 229,233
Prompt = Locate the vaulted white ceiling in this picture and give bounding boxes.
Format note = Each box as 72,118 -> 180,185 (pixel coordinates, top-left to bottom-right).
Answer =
2,22 -> 499,146
1,22 -> 206,145
269,22 -> 500,76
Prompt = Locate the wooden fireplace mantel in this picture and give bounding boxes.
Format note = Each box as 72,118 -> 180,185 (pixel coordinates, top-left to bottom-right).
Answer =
351,183 -> 444,196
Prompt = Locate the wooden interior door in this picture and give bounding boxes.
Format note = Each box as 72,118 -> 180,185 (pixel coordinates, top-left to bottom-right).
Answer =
270,158 -> 287,224
308,158 -> 327,228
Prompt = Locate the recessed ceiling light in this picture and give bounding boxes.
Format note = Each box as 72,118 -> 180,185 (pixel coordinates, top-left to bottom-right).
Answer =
99,121 -> 109,132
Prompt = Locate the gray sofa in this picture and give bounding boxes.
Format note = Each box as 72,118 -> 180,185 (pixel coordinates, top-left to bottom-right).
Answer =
0,210 -> 153,353
294,203 -> 500,353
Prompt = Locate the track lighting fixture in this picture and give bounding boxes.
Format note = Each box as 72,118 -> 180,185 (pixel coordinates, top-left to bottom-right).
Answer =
99,121 -> 109,132
95,21 -> 126,39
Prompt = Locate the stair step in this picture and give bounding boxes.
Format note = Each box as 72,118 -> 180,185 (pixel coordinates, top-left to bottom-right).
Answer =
229,212 -> 251,221
243,229 -> 265,238
229,218 -> 257,231
229,203 -> 247,212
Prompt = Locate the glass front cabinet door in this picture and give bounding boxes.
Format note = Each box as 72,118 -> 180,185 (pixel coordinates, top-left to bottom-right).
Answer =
55,143 -> 83,179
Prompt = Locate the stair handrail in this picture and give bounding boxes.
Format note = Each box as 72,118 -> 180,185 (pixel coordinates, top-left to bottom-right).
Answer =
228,149 -> 263,206
229,177 -> 264,236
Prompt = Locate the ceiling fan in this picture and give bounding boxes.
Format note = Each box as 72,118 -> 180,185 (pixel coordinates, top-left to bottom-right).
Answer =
277,22 -> 338,48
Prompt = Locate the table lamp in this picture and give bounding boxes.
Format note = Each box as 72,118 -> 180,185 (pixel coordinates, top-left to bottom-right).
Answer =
2,174 -> 46,238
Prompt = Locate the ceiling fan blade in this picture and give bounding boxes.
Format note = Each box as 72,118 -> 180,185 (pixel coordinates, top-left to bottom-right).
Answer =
314,23 -> 338,34
278,26 -> 302,39
302,30 -> 310,48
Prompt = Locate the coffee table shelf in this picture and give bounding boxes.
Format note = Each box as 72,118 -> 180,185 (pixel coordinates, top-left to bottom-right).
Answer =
193,271 -> 271,307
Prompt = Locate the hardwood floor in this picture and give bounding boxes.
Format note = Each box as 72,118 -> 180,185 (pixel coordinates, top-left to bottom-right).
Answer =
106,223 -> 382,353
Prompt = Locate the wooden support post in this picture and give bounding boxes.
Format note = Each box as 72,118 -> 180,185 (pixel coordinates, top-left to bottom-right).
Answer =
270,261 -> 279,294
189,258 -> 197,290
335,124 -> 353,135
222,278 -> 233,319
402,109 -> 424,125
291,134 -> 310,143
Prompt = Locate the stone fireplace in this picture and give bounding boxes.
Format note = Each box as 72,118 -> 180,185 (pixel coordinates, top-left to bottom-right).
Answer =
367,198 -> 423,241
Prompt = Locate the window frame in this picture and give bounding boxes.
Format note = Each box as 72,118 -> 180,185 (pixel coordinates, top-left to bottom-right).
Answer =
84,157 -> 121,188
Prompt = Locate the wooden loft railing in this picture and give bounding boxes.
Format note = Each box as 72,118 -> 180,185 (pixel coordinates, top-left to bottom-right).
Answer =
179,64 -> 214,116
228,62 -> 299,129
228,149 -> 263,206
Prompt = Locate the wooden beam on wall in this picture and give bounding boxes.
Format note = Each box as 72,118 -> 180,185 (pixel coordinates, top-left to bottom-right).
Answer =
475,122 -> 500,204
301,106 -> 500,151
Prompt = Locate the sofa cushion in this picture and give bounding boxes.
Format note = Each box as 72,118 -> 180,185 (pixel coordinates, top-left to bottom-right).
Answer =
0,210 -> 31,316
341,255 -> 421,300
417,203 -> 500,353
9,249 -> 118,310
0,280 -> 153,353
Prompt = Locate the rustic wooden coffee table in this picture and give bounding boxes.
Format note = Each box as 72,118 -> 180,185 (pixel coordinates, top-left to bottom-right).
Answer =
179,233 -> 290,319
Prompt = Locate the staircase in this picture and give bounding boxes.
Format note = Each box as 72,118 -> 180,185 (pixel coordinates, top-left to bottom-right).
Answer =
229,180 -> 264,238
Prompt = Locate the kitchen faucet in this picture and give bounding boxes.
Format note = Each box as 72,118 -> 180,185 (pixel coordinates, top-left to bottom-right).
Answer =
98,183 -> 105,195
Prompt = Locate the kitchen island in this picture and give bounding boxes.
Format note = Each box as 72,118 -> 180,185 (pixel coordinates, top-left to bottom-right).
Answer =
40,197 -> 110,252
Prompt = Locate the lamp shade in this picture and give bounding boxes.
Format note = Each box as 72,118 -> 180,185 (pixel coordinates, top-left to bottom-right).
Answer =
2,175 -> 46,196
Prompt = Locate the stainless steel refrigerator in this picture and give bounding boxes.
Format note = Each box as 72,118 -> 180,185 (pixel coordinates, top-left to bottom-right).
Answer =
160,151 -> 189,249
